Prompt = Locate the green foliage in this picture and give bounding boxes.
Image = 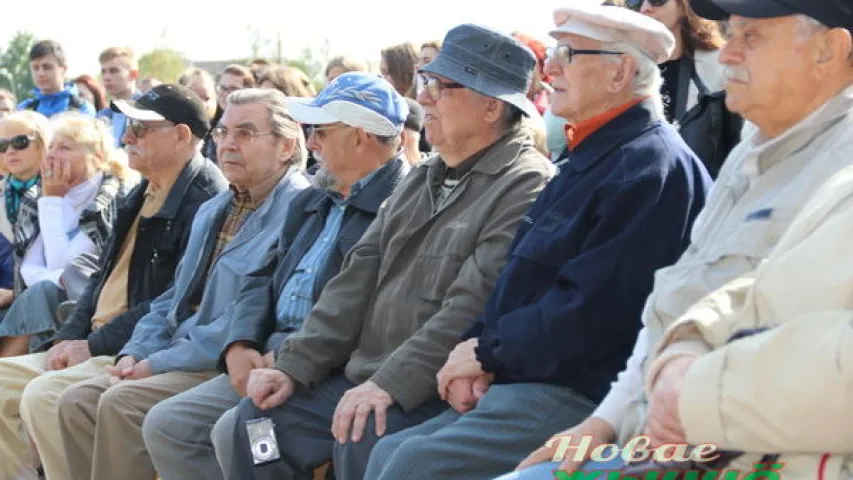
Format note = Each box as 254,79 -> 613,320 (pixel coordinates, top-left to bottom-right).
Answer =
138,48 -> 187,83
0,31 -> 37,101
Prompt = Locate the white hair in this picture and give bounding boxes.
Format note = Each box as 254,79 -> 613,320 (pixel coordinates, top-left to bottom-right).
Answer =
796,14 -> 827,40
599,40 -> 665,119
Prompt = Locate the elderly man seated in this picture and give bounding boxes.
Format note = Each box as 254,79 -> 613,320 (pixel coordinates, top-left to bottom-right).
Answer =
141,72 -> 413,480
53,88 -> 311,480
503,0 -> 853,478
364,5 -> 713,480
210,23 -> 556,480
0,84 -> 227,480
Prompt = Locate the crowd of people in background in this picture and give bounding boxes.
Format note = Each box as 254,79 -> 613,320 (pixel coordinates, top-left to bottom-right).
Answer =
0,0 -> 852,479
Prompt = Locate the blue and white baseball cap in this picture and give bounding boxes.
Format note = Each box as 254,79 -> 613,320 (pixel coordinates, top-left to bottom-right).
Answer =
287,72 -> 409,136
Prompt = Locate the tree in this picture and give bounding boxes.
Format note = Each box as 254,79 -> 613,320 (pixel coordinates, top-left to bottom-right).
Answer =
0,31 -> 36,101
138,48 -> 187,83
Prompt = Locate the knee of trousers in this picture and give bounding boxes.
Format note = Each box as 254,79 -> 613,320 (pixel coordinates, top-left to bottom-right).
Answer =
211,406 -> 239,455
57,380 -> 97,423
19,374 -> 61,423
95,382 -> 139,420
141,397 -> 178,450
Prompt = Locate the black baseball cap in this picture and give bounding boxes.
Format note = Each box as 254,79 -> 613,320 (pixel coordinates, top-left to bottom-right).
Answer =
690,0 -> 853,31
404,98 -> 424,132
111,84 -> 211,139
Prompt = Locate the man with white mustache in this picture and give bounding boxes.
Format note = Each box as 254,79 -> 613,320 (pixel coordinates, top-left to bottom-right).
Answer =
510,0 -> 853,478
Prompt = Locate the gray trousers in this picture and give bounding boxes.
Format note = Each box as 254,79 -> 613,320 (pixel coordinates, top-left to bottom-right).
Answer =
212,374 -> 447,480
364,383 -> 597,480
143,374 -> 241,480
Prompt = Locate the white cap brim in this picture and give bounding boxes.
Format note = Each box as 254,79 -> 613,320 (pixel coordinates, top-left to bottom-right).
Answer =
111,99 -> 166,121
286,97 -> 340,125
286,97 -> 400,136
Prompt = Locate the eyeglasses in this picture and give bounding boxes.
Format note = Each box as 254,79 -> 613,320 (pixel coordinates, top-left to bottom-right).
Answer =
126,119 -> 174,138
546,44 -> 624,68
211,126 -> 276,144
417,75 -> 465,102
0,134 -> 35,153
625,0 -> 669,10
306,124 -> 349,138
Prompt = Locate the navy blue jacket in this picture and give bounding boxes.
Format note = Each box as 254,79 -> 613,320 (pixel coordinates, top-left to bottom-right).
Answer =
0,235 -> 13,289
463,100 -> 712,404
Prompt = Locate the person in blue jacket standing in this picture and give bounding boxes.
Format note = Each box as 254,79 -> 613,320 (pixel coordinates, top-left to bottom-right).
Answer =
17,40 -> 96,118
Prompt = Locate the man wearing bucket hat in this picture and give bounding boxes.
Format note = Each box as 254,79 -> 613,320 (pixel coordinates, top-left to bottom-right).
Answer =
364,6 -> 713,480
210,24 -> 555,480
503,0 -> 853,479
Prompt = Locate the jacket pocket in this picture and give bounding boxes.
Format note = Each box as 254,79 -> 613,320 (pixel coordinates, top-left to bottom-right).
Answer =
416,253 -> 465,304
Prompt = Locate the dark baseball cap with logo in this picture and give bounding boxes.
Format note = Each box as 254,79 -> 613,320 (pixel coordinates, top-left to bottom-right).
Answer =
690,0 -> 853,31
111,84 -> 211,139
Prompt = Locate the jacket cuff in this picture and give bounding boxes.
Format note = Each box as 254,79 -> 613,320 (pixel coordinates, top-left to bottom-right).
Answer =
370,365 -> 428,413
474,331 -> 503,376
87,331 -> 111,357
275,352 -> 322,390
645,339 -> 712,394
679,348 -> 727,446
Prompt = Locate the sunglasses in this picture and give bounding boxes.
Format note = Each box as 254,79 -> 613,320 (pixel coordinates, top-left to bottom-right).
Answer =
626,0 -> 669,10
126,119 -> 174,138
0,134 -> 35,153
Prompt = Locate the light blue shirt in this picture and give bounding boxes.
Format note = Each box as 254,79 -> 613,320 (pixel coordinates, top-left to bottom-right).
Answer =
275,167 -> 383,329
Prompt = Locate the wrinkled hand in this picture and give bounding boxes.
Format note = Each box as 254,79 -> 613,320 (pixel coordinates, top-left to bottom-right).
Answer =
45,341 -> 70,371
446,374 -> 494,413
0,288 -> 14,308
60,340 -> 92,368
332,380 -> 394,444
225,343 -> 265,397
246,368 -> 294,410
41,156 -> 74,197
645,355 -> 697,446
105,356 -> 152,384
516,417 -> 616,473
437,338 -> 486,399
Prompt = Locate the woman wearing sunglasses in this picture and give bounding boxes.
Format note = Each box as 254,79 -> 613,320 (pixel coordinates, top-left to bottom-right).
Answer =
626,0 -> 742,178
0,112 -> 133,357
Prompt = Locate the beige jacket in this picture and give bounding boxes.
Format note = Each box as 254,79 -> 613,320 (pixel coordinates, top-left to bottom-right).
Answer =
648,161 -> 853,480
275,130 -> 556,411
615,85 -> 853,442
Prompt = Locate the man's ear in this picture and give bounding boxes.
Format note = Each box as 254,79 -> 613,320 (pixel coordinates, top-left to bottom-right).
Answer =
609,55 -> 636,93
484,98 -> 504,125
278,137 -> 297,164
816,28 -> 853,71
130,69 -> 140,81
175,124 -> 193,144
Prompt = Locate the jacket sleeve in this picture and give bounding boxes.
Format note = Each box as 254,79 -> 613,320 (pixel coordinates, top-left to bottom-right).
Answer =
370,169 -> 549,412
273,200 -> 385,389
54,267 -> 103,341
85,300 -> 153,357
474,171 -> 698,384
146,302 -> 236,373
117,278 -> 178,360
217,248 -> 279,372
676,312 -> 853,452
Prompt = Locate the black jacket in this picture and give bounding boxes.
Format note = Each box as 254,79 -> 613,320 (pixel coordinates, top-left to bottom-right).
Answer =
217,155 -> 410,371
55,154 -> 228,356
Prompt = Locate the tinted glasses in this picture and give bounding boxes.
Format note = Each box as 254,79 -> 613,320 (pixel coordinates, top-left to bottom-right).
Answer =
0,134 -> 35,153
626,0 -> 669,10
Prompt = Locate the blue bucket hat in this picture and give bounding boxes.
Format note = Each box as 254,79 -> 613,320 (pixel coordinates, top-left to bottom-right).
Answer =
420,24 -> 539,117
286,72 -> 409,136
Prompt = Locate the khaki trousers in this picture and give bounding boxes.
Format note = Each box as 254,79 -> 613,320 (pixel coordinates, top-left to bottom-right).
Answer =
0,352 -> 115,480
57,370 -> 217,480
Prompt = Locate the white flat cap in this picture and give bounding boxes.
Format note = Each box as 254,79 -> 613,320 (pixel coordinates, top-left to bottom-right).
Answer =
550,2 -> 676,64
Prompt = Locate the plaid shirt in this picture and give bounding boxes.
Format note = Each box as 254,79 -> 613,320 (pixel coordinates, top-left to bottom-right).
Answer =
190,188 -> 257,309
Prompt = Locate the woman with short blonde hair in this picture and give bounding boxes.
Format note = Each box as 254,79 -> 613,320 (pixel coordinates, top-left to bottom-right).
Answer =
0,112 -> 132,357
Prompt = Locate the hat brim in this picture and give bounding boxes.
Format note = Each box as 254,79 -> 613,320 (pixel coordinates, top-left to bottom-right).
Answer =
110,99 -> 166,122
420,55 -> 540,118
690,0 -> 797,21
286,97 -> 340,125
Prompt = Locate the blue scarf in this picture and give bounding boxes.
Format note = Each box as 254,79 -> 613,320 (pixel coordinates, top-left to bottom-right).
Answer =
5,175 -> 39,224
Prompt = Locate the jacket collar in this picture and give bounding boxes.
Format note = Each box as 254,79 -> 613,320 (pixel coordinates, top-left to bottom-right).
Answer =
424,128 -> 533,183
561,99 -> 663,174
306,153 -> 410,215
150,153 -> 208,219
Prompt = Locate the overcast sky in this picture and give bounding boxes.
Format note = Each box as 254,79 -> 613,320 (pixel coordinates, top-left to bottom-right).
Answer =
1,0 -> 561,78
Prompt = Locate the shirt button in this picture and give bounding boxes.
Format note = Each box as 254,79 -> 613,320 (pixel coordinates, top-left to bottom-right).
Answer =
305,269 -> 312,274
290,295 -> 297,300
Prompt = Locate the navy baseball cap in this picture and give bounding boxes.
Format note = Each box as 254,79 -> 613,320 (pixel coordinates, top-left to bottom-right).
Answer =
286,72 -> 408,136
691,0 -> 853,31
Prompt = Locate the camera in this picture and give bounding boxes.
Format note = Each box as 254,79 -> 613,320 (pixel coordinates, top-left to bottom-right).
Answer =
246,417 -> 281,465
